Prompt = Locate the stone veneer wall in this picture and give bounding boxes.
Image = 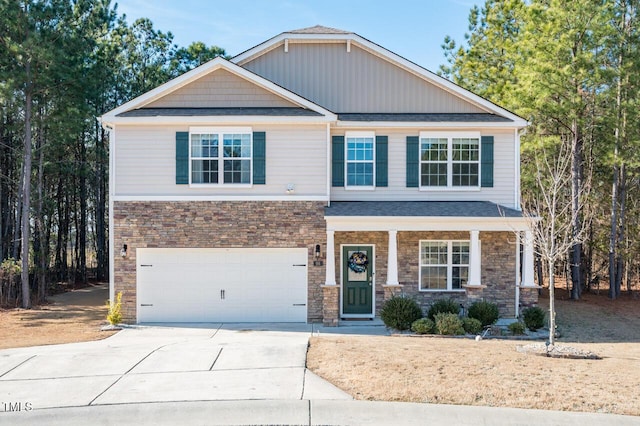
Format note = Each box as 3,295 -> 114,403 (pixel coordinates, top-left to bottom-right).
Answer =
113,201 -> 326,323
397,231 -> 519,317
330,230 -> 531,318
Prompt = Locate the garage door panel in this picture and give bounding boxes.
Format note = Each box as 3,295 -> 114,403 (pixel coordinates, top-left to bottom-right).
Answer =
137,248 -> 307,323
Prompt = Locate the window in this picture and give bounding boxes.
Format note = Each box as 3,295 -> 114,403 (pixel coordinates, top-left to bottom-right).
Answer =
190,128 -> 252,185
419,241 -> 469,291
346,132 -> 375,187
420,132 -> 480,188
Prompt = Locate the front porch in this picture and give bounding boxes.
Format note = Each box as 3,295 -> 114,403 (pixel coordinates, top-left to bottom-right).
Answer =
321,202 -> 538,326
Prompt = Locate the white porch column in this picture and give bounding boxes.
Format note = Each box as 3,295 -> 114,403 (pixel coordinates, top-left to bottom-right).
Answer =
325,230 -> 336,285
522,230 -> 535,287
468,230 -> 481,286
386,230 -> 399,285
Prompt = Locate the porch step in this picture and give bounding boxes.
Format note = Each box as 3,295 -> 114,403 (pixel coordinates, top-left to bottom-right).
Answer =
338,317 -> 385,327
495,318 -> 519,326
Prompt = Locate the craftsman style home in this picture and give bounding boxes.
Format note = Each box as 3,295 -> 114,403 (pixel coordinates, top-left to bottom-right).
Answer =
101,26 -> 538,325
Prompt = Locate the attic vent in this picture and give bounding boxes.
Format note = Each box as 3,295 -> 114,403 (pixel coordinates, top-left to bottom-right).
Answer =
285,39 -> 289,53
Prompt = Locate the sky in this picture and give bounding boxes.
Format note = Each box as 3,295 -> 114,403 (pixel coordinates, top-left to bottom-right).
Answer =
113,0 -> 479,73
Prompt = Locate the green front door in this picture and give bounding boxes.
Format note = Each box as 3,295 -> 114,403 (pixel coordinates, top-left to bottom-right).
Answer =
342,246 -> 373,315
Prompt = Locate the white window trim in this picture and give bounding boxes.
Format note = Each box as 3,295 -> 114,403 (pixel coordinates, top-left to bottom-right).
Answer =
188,126 -> 253,187
419,131 -> 481,190
344,131 -> 375,190
418,240 -> 469,292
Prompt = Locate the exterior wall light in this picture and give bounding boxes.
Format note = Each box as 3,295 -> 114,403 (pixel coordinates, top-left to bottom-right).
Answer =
286,183 -> 295,194
313,244 -> 323,266
120,244 -> 128,258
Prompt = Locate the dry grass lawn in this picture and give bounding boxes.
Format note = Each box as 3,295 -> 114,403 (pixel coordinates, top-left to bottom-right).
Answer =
307,288 -> 640,416
0,283 -> 116,349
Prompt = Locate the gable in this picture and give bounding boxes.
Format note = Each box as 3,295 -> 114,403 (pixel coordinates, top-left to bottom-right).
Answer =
145,68 -> 299,109
240,42 -> 486,114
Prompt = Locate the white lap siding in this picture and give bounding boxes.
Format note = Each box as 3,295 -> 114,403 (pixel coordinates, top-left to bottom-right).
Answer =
113,124 -> 327,197
330,128 -> 517,209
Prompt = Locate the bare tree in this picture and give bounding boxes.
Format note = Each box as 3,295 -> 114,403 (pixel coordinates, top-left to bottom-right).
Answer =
522,139 -> 589,346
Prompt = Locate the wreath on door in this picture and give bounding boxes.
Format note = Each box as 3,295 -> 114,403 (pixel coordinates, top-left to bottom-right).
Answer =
348,251 -> 369,273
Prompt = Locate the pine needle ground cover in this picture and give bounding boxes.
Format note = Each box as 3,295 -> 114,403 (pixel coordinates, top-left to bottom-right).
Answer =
0,283 -> 116,349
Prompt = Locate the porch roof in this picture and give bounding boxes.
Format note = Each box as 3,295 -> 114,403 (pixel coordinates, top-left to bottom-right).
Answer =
324,201 -> 522,218
324,201 -> 528,232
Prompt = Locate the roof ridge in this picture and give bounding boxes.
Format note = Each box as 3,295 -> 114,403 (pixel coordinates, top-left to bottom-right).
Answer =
286,25 -> 351,34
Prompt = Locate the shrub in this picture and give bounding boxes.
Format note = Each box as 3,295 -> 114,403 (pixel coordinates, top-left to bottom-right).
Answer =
434,312 -> 465,335
468,301 -> 499,326
411,318 -> 435,334
462,317 -> 483,334
522,306 -> 545,331
0,258 -> 21,275
427,299 -> 460,320
508,321 -> 526,335
106,291 -> 123,325
380,295 -> 423,331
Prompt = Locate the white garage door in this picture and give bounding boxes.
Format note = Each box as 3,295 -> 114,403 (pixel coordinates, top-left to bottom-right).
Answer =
136,248 -> 308,323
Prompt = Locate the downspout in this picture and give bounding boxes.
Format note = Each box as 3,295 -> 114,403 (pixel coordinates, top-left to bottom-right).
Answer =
515,232 -> 521,319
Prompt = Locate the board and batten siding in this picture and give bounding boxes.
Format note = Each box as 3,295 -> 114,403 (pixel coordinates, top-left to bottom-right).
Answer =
330,129 -> 517,208
145,68 -> 298,109
242,43 -> 485,114
114,124 -> 327,197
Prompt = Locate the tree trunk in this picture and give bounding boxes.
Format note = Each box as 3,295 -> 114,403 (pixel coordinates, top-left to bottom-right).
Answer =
36,114 -> 46,303
536,252 -> 544,290
12,157 -> 23,261
615,164 -> 626,298
548,260 -> 556,346
95,125 -> 108,281
570,117 -> 583,300
79,135 -> 87,284
608,161 -> 618,299
20,69 -> 32,309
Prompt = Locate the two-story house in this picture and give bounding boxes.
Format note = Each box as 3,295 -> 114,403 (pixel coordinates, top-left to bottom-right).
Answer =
100,26 -> 538,326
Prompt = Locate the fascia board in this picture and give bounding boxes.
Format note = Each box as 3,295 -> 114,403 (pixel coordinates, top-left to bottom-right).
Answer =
100,115 -> 335,126
350,36 -> 527,124
232,33 -> 355,64
234,32 -> 527,126
101,57 -> 336,123
335,121 -> 528,129
103,57 -> 229,118
324,216 -> 532,232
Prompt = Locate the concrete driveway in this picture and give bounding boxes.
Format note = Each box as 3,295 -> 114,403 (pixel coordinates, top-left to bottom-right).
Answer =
0,323 -> 351,410
2,324 -> 640,425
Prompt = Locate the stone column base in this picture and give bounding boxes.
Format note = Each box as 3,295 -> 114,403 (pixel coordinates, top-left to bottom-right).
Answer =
322,285 -> 340,327
464,285 -> 485,304
383,284 -> 404,300
519,286 -> 540,309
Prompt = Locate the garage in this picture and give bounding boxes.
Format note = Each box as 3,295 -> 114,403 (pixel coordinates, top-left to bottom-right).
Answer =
136,248 -> 308,323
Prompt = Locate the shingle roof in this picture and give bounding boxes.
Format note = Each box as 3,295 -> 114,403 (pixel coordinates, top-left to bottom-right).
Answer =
337,113 -> 513,122
287,25 -> 351,34
324,201 -> 523,218
116,107 -> 323,117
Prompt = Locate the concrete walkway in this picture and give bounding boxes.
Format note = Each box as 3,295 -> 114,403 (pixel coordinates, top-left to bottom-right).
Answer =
1,324 -> 638,425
